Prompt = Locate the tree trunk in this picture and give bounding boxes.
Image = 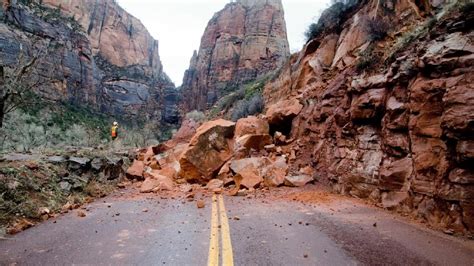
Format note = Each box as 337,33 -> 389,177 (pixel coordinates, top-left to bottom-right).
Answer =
0,66 -> 5,128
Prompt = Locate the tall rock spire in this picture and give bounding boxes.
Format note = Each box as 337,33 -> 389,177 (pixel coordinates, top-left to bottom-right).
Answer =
181,0 -> 290,112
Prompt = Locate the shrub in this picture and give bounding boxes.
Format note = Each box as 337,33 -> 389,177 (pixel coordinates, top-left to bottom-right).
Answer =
230,101 -> 249,122
244,80 -> 265,100
305,0 -> 361,42
0,101 -> 170,152
230,94 -> 265,122
366,18 -> 389,41
215,89 -> 246,113
459,2 -> 474,15
356,44 -> 380,72
185,110 -> 206,122
385,16 -> 437,64
247,94 -> 264,115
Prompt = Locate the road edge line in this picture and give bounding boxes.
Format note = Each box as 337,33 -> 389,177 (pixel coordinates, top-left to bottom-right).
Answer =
208,194 -> 219,266
218,194 -> 234,266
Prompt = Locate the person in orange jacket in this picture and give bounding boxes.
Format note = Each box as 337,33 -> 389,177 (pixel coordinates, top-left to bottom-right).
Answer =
111,121 -> 119,140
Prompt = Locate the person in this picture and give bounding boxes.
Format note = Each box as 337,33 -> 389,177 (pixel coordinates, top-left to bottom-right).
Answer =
111,121 -> 119,140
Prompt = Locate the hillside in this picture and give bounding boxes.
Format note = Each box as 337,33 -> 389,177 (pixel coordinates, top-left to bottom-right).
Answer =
1,0 -> 178,125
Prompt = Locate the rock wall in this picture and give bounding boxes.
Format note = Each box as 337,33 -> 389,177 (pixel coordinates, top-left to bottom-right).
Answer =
181,0 -> 290,112
0,0 -> 179,124
263,0 -> 474,234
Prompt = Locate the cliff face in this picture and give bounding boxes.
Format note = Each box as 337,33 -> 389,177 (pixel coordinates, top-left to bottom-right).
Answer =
181,0 -> 290,112
0,0 -> 179,124
264,0 -> 474,234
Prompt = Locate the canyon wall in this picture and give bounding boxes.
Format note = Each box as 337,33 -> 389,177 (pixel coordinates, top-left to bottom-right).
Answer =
0,0 -> 179,124
263,0 -> 474,233
181,0 -> 290,112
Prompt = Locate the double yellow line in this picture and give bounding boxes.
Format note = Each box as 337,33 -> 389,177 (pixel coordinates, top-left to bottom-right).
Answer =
208,194 -> 234,266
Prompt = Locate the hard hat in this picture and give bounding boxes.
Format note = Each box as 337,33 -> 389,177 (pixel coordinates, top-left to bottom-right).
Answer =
113,121 -> 118,126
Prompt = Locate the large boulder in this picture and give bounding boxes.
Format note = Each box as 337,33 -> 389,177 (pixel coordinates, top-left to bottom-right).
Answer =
154,119 -> 200,155
126,160 -> 145,180
284,175 -> 313,187
68,157 -> 91,171
206,179 -> 224,190
179,119 -> 235,183
235,167 -> 263,189
230,157 -> 270,174
263,156 -> 288,187
230,157 -> 271,189
235,116 -> 269,137
266,99 -> 303,125
103,157 -> 124,180
234,116 -> 272,155
235,134 -> 273,153
141,171 -> 174,193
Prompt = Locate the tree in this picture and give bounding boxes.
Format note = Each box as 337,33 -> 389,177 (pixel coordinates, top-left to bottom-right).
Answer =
0,41 -> 50,127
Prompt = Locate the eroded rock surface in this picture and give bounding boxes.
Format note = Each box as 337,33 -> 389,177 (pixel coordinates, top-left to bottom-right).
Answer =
262,1 -> 474,234
0,0 -> 178,123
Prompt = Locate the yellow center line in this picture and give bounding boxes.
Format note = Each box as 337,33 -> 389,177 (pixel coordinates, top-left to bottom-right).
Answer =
208,194 -> 219,266
218,194 -> 234,266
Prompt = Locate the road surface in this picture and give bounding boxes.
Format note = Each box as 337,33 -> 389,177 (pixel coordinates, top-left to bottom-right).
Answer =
1,188 -> 473,265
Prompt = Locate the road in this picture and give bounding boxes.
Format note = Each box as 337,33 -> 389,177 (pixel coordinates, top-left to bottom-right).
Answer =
1,187 -> 473,265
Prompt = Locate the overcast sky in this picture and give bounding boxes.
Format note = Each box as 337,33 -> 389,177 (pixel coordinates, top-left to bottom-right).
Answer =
117,0 -> 331,86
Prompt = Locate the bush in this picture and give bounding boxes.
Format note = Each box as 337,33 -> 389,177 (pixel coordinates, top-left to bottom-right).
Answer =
356,44 -> 380,72
215,89 -> 246,113
0,99 -> 172,152
366,18 -> 389,41
459,2 -> 474,15
385,16 -> 437,64
230,94 -> 265,122
185,110 -> 206,122
247,94 -> 264,115
305,0 -> 361,42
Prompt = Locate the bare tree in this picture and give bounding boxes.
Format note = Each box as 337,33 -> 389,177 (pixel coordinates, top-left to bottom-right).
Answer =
0,41 -> 50,127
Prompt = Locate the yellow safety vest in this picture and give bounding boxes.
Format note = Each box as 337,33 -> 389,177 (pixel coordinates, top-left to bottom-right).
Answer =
111,126 -> 118,138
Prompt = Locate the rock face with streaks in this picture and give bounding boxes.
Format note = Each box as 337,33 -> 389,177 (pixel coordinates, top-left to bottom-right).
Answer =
262,0 -> 474,234
181,0 -> 290,111
0,0 -> 179,124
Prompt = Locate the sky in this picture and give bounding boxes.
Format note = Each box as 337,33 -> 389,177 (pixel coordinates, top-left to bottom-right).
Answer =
117,0 -> 331,86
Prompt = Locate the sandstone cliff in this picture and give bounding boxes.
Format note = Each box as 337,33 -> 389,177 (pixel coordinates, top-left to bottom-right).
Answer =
0,0 -> 179,124
181,0 -> 290,112
263,0 -> 474,234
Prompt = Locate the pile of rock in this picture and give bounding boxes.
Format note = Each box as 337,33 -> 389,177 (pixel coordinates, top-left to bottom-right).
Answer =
126,114 -> 314,194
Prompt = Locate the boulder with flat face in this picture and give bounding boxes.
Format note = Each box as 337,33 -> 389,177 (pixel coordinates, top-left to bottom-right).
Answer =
263,156 -> 288,187
235,167 -> 264,189
179,119 -> 235,183
126,160 -> 145,180
230,157 -> 271,174
235,116 -> 270,137
141,171 -> 174,193
266,99 -> 303,125
234,134 -> 273,153
230,157 -> 271,189
206,179 -> 224,190
284,175 -> 313,187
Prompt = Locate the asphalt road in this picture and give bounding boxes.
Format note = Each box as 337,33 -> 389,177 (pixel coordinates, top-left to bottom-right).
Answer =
1,190 -> 473,265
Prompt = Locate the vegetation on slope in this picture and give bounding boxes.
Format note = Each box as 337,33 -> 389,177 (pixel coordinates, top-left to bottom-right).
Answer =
0,98 -> 171,153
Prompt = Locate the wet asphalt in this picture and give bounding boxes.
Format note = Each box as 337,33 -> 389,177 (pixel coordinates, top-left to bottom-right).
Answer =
1,191 -> 473,266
